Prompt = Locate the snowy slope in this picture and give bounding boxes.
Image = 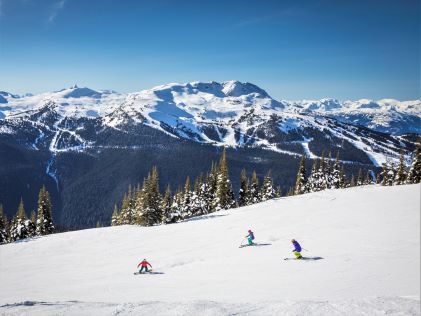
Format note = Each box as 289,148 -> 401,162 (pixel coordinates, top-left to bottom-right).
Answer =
0,184 -> 419,315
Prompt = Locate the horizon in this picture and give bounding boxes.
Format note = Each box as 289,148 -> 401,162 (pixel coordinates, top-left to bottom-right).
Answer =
2,80 -> 421,102
0,0 -> 419,100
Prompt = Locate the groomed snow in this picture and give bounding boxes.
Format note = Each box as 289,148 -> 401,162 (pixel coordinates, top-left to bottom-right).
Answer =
0,184 -> 420,315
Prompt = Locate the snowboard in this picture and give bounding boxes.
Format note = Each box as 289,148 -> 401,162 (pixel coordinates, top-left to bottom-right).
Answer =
134,270 -> 163,275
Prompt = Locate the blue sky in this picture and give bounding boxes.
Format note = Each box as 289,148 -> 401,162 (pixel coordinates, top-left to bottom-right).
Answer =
0,0 -> 419,100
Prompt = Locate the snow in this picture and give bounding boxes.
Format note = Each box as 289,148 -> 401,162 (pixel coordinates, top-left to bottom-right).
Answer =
0,82 -> 420,165
0,184 -> 419,315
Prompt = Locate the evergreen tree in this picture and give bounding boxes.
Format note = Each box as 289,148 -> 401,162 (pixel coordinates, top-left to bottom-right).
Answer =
0,204 -> 8,244
386,163 -> 396,186
214,148 -> 235,210
167,188 -> 183,223
161,185 -> 172,224
205,163 -> 218,213
356,168 -> 363,186
250,170 -> 261,203
364,171 -> 373,185
325,152 -> 334,189
190,175 -> 207,216
36,186 -> 54,235
394,151 -> 407,185
349,174 -> 355,187
119,193 -> 130,224
261,170 -> 275,201
294,155 -> 307,195
380,162 -> 389,186
181,176 -> 192,218
275,186 -> 282,198
10,198 -> 32,242
238,169 -> 250,207
331,152 -> 341,189
306,160 -> 318,192
406,138 -> 421,184
111,204 -> 120,226
339,165 -> 347,188
140,167 -> 163,226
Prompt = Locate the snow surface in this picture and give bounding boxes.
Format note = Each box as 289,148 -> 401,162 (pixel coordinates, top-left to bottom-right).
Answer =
0,184 -> 419,315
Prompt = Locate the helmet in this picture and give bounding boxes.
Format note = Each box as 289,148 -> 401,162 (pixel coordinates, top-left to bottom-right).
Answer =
248,230 -> 251,233
291,239 -> 295,243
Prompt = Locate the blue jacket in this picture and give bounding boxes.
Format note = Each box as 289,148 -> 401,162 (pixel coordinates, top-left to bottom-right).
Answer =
293,240 -> 301,252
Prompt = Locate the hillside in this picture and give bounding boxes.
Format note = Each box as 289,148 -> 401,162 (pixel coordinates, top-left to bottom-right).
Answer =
0,184 -> 419,315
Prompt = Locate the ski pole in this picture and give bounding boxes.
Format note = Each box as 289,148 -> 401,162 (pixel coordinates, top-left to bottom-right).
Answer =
302,248 -> 309,252
239,238 -> 246,247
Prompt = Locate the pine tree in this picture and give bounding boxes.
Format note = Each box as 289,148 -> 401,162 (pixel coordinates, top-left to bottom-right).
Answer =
406,138 -> 421,184
394,151 -> 407,185
140,167 -> 163,226
364,171 -> 373,185
181,176 -> 192,218
214,148 -> 235,210
380,162 -> 389,186
306,160 -> 318,192
161,185 -> 172,223
205,163 -> 218,213
167,187 -> 183,223
275,186 -> 282,198
294,155 -> 307,195
331,152 -> 341,189
0,204 -> 8,244
119,193 -> 130,224
120,185 -> 136,225
10,198 -> 31,242
238,169 -> 250,207
111,204 -> 120,226
250,170 -> 261,203
36,186 -> 54,235
356,168 -> 363,186
349,174 -> 355,187
261,170 -> 275,201
339,165 -> 347,188
325,152 -> 334,189
28,210 -> 37,237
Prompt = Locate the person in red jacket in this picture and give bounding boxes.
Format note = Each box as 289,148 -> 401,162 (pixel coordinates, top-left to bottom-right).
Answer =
137,259 -> 152,273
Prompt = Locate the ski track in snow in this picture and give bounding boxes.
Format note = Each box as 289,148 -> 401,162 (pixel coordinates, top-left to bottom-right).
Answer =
0,185 -> 419,315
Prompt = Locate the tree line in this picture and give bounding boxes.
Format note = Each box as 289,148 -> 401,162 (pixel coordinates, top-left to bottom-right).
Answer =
0,186 -> 54,244
111,138 -> 421,228
111,148 -> 280,227
293,138 -> 421,196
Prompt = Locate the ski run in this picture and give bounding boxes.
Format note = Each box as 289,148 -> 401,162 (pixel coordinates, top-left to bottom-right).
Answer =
0,184 -> 419,315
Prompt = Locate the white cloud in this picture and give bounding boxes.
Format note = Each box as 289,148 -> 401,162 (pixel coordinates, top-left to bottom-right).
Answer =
48,0 -> 66,23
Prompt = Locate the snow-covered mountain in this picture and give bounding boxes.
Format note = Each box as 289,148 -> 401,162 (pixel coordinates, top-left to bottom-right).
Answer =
0,81 -> 419,228
286,98 -> 421,135
0,81 -> 419,166
0,184 -> 419,315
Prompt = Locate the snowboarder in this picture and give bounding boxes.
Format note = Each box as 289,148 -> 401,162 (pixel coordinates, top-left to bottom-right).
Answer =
137,259 -> 153,273
246,229 -> 255,246
291,239 -> 302,259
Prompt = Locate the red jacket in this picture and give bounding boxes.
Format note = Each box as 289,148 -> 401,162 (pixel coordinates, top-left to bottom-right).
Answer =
138,260 -> 151,268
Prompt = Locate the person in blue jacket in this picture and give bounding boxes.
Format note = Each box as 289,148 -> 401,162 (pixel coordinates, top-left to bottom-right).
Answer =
246,230 -> 255,245
291,239 -> 303,259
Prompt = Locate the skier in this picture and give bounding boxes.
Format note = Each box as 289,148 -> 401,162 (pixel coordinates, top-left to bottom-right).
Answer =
137,259 -> 153,273
245,229 -> 255,246
291,239 -> 303,259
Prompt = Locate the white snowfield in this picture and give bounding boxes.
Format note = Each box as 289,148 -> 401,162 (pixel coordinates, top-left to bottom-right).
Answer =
0,184 -> 420,315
